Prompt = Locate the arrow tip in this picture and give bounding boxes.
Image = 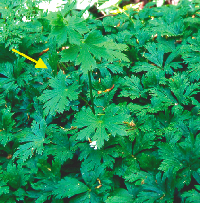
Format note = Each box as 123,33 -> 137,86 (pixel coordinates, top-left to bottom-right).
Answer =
35,58 -> 47,69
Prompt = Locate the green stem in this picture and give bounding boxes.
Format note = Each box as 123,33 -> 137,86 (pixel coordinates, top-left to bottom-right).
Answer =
88,70 -> 95,115
60,62 -> 68,71
78,95 -> 93,113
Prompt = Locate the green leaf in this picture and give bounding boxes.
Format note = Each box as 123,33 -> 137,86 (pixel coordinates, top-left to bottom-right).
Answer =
169,72 -> 200,105
75,30 -> 108,73
44,124 -> 74,165
135,170 -> 175,203
149,86 -> 177,112
0,107 -> 16,146
13,120 -> 47,163
106,188 -> 134,203
144,42 -> 165,68
38,70 -> 80,116
73,104 -> 130,149
47,12 -> 88,47
3,162 -> 30,190
187,62 -> 200,82
102,40 -> 130,62
60,30 -> 129,74
182,186 -> 200,203
118,75 -> 144,100
0,166 -> 9,196
0,62 -> 19,94
53,176 -> 89,199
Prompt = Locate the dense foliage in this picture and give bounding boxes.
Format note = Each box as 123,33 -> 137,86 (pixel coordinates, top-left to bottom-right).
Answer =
0,0 -> 200,202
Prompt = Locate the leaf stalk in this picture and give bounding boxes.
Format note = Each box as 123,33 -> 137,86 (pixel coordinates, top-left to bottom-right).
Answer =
88,70 -> 95,115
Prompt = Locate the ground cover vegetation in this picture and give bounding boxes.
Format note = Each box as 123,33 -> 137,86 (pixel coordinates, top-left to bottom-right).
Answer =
0,0 -> 200,202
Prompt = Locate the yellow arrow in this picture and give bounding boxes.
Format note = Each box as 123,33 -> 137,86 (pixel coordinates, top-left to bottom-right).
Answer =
12,49 -> 47,69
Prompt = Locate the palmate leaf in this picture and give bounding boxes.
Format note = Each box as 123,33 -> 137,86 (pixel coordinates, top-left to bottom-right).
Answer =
60,30 -> 106,73
47,11 -> 89,47
60,30 -> 129,74
169,72 -> 200,105
53,176 -> 89,199
131,62 -> 159,73
80,163 -> 113,192
106,181 -> 141,203
73,104 -> 130,149
135,29 -> 151,47
182,186 -> 200,203
182,169 -> 200,202
148,7 -> 184,37
0,44 -> 17,63
158,134 -> 200,189
27,178 -> 57,203
149,86 -> 177,112
3,162 -> 30,190
13,120 -> 47,164
118,75 -> 144,100
134,169 -> 176,203
144,42 -> 165,68
132,43 -> 181,75
136,41 -> 182,75
43,124 -> 75,165
77,141 -> 120,171
166,20 -> 184,36
158,143 -> 184,173
102,39 -> 130,62
106,188 -> 135,203
181,47 -> 200,64
0,62 -> 19,94
0,107 -> 16,146
187,62 -> 200,82
38,70 -> 80,116
97,60 -> 125,78
60,0 -> 76,17
0,166 -> 9,196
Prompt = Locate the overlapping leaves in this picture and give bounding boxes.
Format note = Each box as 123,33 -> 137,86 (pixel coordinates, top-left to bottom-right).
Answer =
60,30 -> 129,74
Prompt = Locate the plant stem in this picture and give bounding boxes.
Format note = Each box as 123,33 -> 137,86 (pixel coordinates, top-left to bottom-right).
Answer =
78,95 -> 94,113
88,70 -> 95,115
60,62 -> 68,71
